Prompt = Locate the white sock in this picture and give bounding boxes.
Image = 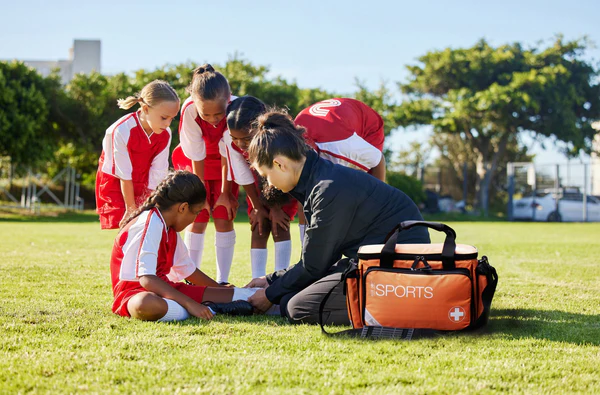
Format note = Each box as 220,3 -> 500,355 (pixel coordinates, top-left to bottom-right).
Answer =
251,248 -> 268,278
232,287 -> 261,301
215,230 -> 236,283
274,240 -> 292,271
185,231 -> 205,269
157,299 -> 190,322
299,224 -> 306,246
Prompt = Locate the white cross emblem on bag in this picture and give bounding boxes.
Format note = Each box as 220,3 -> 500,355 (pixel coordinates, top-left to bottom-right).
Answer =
448,307 -> 466,322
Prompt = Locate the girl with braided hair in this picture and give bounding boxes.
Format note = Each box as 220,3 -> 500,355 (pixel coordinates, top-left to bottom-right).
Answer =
96,80 -> 179,229
110,170 -> 255,321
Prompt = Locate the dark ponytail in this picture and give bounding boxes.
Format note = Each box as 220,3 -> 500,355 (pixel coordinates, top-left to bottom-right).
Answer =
193,64 -> 215,75
226,96 -> 267,132
247,108 -> 309,169
186,63 -> 230,102
120,170 -> 206,229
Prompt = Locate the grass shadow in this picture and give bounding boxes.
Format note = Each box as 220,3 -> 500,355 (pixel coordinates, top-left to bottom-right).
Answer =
319,308 -> 600,344
483,308 -> 600,345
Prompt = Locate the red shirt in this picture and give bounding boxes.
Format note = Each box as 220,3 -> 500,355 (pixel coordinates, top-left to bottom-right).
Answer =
295,98 -> 384,171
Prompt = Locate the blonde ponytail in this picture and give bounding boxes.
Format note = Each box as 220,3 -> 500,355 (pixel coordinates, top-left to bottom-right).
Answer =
117,80 -> 179,110
117,95 -> 143,110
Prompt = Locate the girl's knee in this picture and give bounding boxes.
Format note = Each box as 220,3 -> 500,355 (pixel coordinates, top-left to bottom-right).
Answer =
252,227 -> 270,245
272,228 -> 291,243
190,222 -> 207,233
127,293 -> 167,321
214,218 -> 234,232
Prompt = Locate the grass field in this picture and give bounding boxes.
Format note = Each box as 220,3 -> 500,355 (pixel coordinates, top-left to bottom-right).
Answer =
1,211 -> 599,394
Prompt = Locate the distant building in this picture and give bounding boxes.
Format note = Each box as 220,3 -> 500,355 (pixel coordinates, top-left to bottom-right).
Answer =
592,121 -> 600,196
21,39 -> 101,84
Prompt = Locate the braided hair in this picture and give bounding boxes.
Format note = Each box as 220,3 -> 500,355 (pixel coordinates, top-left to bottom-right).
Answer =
226,96 -> 267,132
120,170 -> 206,229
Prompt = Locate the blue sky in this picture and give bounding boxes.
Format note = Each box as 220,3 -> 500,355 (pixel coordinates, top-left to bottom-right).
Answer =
1,0 -> 598,164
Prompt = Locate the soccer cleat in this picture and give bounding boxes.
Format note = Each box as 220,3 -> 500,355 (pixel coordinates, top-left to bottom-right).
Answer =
202,300 -> 254,316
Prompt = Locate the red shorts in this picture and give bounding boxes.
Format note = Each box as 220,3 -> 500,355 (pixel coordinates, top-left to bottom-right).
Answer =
95,170 -> 150,230
172,145 -> 239,223
112,280 -> 207,317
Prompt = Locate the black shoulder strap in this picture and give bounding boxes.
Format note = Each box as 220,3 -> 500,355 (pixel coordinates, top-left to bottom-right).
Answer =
318,262 -> 438,340
318,262 -> 357,335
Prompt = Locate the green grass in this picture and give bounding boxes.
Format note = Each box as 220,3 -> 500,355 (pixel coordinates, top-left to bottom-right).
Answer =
1,212 -> 599,394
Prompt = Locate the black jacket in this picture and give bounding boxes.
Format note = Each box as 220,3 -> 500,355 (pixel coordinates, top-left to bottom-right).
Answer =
265,150 -> 430,304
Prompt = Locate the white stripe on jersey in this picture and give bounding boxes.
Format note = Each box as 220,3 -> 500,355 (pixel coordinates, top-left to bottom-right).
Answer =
179,96 -> 239,162
168,233 -> 197,283
119,210 -> 165,281
179,97 -> 207,162
101,113 -> 137,180
222,133 -> 255,186
148,128 -> 172,190
119,210 -> 196,283
315,132 -> 383,171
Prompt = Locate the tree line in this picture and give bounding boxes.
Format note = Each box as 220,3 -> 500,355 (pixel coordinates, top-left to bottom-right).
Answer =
1,37 -> 598,215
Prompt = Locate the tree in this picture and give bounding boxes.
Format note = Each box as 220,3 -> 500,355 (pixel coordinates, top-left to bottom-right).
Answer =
392,141 -> 431,177
396,37 -> 600,215
0,61 -> 59,167
430,133 -> 532,211
49,58 -> 336,188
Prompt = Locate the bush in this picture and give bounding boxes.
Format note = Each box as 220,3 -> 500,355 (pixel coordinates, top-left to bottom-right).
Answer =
386,171 -> 426,204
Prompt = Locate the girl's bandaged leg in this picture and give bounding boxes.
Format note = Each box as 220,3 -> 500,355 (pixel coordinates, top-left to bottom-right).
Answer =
232,287 -> 280,315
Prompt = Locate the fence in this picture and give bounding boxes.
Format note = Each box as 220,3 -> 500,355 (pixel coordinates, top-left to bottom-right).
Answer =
507,161 -> 599,222
0,162 -> 84,213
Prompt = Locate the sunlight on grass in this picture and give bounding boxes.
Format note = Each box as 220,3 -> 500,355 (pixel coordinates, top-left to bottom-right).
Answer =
1,215 -> 599,393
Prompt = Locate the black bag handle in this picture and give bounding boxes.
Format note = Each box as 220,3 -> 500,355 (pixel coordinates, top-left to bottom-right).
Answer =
381,221 -> 457,270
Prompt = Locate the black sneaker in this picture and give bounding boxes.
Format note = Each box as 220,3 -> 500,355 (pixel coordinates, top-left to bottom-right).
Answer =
202,300 -> 254,316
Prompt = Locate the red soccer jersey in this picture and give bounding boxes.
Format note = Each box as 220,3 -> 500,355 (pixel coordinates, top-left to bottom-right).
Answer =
110,208 -> 198,316
176,97 -> 230,180
96,112 -> 172,229
294,98 -> 384,171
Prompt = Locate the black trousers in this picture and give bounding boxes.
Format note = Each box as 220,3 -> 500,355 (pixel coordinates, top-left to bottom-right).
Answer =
278,261 -> 350,326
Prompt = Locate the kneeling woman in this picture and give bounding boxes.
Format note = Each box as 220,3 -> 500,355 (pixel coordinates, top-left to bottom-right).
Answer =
246,110 -> 430,325
110,171 -> 256,321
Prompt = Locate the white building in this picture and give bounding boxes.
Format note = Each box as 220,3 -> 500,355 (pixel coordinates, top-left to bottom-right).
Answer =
21,39 -> 101,84
592,121 -> 600,196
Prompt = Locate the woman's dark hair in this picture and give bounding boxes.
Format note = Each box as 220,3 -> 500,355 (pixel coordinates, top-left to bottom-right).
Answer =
247,109 -> 309,169
186,63 -> 230,102
226,96 -> 267,132
120,171 -> 206,229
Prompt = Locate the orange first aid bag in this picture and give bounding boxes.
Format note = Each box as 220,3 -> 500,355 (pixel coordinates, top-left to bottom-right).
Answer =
320,221 -> 498,338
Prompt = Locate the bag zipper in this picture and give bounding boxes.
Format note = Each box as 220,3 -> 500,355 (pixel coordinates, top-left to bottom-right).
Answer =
357,251 -> 478,261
